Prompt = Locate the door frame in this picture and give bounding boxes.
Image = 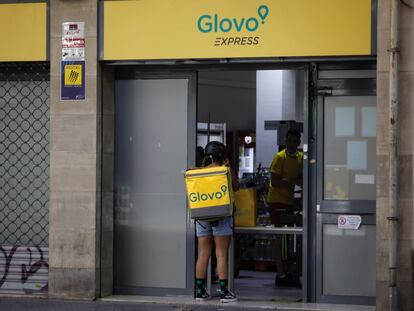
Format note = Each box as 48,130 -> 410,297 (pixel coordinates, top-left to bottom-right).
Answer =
310,63 -> 377,305
107,59 -> 376,301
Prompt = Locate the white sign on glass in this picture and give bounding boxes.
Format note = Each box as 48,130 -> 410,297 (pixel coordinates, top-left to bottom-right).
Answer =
362,106 -> 376,137
338,215 -> 362,230
335,107 -> 355,136
347,140 -> 367,170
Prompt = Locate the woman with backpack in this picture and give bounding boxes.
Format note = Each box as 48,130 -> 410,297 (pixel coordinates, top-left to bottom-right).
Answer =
195,141 -> 239,303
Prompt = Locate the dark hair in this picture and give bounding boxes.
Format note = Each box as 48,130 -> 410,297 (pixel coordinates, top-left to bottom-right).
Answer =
286,129 -> 301,140
202,141 -> 226,166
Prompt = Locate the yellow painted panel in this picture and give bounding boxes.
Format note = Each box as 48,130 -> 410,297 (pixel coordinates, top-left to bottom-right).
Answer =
0,3 -> 47,61
103,0 -> 371,60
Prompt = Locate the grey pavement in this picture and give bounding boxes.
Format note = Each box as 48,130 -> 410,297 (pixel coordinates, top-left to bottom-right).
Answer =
1,297 -> 262,311
0,296 -> 375,311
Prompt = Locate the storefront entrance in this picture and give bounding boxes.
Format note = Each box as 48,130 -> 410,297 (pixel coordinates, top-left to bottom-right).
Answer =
196,67 -> 306,303
111,61 -> 376,305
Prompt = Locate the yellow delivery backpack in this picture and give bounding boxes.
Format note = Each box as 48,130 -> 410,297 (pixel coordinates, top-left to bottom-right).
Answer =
184,166 -> 233,220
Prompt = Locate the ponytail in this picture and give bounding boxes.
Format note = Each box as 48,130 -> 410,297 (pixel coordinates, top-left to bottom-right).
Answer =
202,154 -> 224,167
202,155 -> 213,167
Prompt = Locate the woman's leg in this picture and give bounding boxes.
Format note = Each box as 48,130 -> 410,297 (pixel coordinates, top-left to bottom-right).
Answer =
196,236 -> 213,278
214,234 -> 237,302
214,235 -> 231,279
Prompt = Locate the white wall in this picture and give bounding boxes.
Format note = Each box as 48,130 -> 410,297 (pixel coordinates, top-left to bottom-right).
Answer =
282,70 -> 304,122
256,70 -> 305,168
256,70 -> 283,168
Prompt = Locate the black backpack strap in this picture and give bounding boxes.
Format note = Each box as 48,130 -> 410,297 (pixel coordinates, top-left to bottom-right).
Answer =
195,219 -> 207,229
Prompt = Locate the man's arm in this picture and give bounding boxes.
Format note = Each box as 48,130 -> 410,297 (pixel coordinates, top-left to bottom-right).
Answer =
231,173 -> 240,192
294,173 -> 303,187
271,172 -> 290,187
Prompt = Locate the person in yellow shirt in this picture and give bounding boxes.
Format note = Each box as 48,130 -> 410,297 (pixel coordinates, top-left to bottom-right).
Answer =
267,129 -> 303,287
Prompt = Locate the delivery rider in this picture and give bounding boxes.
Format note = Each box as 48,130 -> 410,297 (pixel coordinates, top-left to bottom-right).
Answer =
195,141 -> 240,303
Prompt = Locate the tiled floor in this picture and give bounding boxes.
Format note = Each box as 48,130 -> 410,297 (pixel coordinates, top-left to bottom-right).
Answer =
234,270 -> 302,302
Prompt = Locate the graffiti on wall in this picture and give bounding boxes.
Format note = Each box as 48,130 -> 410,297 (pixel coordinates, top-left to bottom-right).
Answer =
0,246 -> 48,293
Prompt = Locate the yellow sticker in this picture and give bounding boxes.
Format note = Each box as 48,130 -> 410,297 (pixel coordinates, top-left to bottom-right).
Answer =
64,64 -> 82,86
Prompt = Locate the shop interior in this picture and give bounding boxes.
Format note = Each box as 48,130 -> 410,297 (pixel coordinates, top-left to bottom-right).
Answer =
197,69 -> 305,302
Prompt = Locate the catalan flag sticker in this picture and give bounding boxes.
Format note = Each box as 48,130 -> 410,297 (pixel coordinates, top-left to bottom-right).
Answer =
61,61 -> 85,100
65,65 -> 82,85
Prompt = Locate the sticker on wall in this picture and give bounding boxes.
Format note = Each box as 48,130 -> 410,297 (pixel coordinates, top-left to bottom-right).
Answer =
338,215 -> 362,230
61,61 -> 85,100
62,22 -> 85,61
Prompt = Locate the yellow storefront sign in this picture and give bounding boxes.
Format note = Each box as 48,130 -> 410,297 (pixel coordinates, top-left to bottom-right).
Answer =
103,0 -> 372,60
0,3 -> 46,61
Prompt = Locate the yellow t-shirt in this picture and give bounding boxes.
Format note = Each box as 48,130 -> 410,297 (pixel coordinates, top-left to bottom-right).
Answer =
267,149 -> 303,205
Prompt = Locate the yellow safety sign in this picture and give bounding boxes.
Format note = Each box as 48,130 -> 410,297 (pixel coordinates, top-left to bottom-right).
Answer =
64,65 -> 82,86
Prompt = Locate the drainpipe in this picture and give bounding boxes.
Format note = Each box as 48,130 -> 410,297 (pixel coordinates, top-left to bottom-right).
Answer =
388,0 -> 400,310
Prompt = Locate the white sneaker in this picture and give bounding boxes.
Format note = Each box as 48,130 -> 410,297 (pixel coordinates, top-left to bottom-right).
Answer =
195,290 -> 210,302
220,291 -> 237,303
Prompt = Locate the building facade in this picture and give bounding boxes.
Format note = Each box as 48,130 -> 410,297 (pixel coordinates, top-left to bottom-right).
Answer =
0,0 -> 413,309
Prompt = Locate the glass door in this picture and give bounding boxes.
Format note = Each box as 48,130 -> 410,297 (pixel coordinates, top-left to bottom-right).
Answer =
113,72 -> 196,295
315,95 -> 376,305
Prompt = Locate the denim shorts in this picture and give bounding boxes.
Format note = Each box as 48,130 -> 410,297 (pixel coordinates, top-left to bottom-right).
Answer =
196,217 -> 234,237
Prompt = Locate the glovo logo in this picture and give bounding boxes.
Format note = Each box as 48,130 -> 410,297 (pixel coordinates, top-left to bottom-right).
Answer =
197,5 -> 269,33
196,5 -> 269,47
189,185 -> 228,203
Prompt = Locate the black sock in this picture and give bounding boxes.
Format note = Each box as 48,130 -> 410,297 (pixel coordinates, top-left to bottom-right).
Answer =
196,278 -> 206,294
219,279 -> 228,294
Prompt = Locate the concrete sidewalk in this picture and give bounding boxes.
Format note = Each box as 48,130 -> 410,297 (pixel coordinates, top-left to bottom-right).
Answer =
0,296 -> 375,311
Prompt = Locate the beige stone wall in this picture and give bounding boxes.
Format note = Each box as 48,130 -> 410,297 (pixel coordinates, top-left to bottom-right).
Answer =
377,1 -> 414,310
49,0 -> 101,298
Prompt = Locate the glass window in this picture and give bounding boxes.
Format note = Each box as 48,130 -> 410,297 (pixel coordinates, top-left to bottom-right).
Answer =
324,96 -> 376,200
323,224 -> 376,296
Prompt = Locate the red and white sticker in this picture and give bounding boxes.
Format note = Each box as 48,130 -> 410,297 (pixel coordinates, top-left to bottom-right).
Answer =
337,215 -> 362,230
62,22 -> 85,60
62,38 -> 85,48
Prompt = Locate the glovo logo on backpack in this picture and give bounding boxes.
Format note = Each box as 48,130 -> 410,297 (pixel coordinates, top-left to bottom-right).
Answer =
189,184 -> 229,207
185,167 -> 231,210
